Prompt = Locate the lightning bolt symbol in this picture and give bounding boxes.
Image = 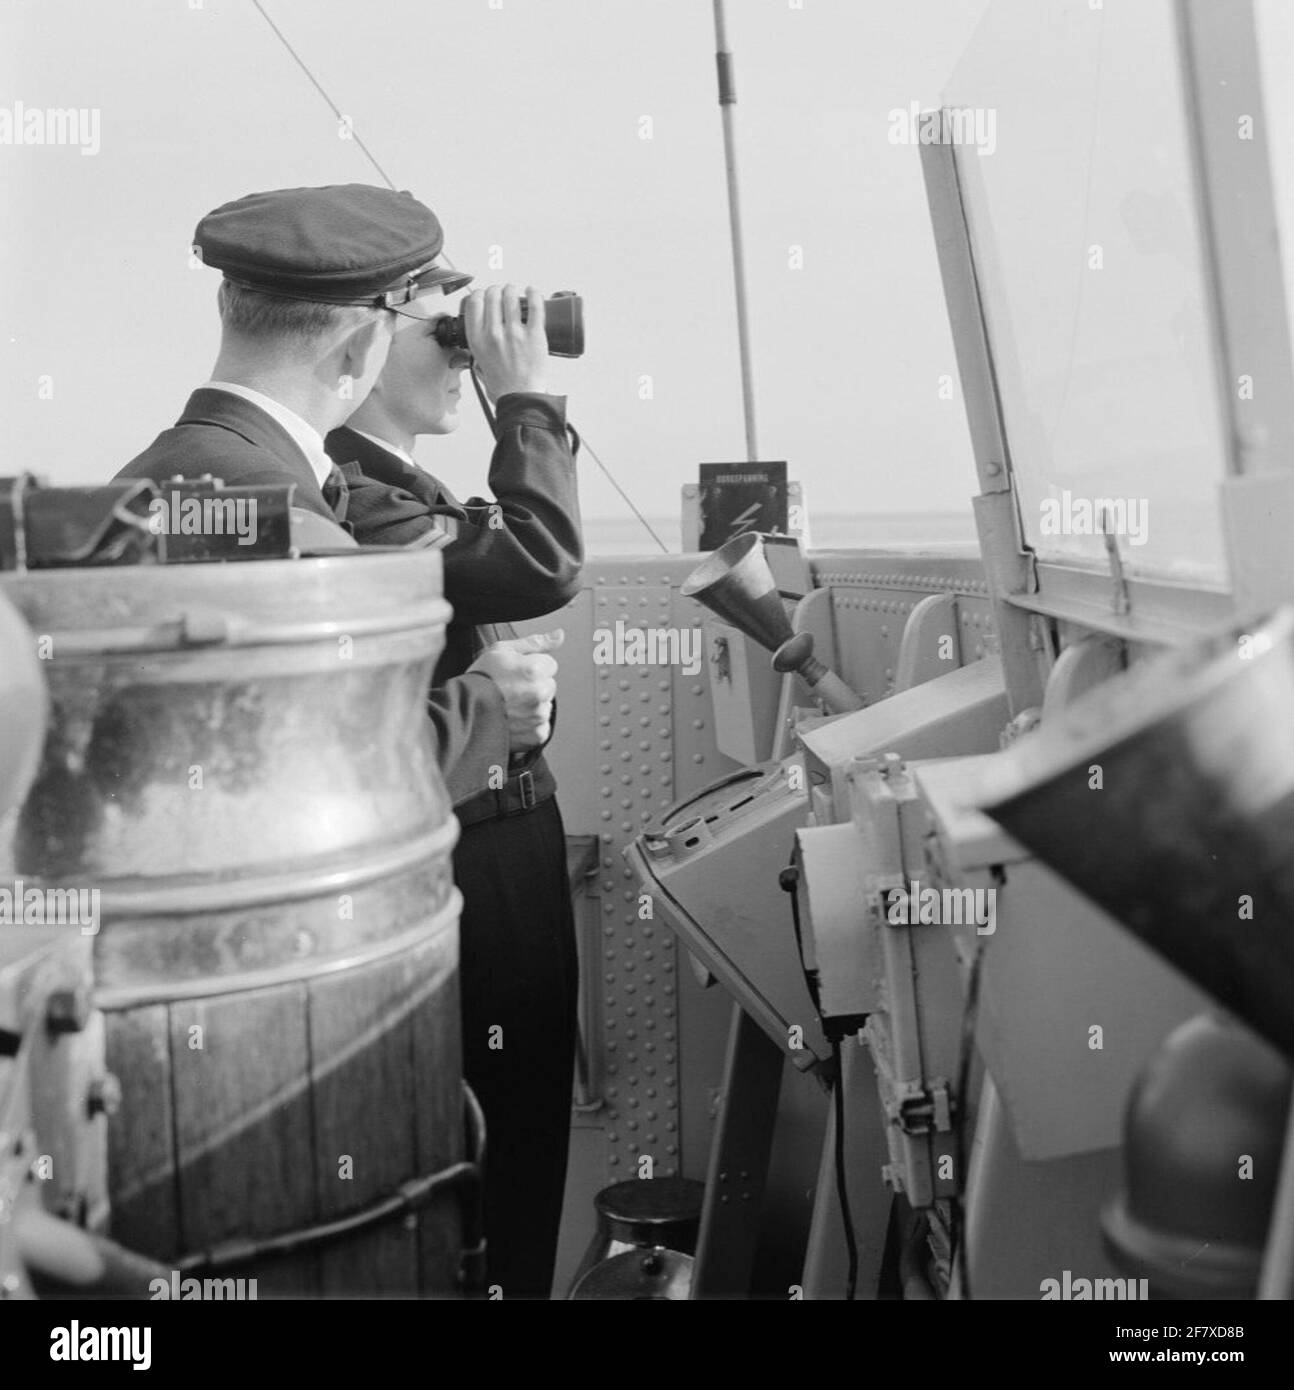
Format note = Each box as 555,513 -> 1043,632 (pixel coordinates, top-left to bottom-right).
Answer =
729,503 -> 761,537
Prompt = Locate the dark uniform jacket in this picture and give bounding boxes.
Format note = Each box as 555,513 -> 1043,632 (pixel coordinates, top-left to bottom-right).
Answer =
325,392 -> 582,806
115,386 -> 337,516
113,387 -> 513,795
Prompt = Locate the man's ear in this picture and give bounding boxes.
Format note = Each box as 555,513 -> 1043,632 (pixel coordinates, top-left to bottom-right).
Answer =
341,312 -> 394,385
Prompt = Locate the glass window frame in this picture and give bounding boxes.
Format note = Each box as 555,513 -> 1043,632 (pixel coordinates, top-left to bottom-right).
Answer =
920,0 -> 1294,709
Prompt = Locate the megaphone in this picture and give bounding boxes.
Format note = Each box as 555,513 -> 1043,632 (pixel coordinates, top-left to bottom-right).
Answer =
681,532 -> 863,714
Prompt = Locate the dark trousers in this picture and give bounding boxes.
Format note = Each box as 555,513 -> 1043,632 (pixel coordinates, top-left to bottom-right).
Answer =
455,796 -> 578,1298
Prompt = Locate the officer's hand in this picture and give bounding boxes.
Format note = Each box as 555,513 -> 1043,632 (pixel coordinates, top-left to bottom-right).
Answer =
468,628 -> 564,753
462,284 -> 548,399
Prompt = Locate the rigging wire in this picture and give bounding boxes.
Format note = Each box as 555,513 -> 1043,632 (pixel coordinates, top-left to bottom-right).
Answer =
582,437 -> 670,554
468,364 -> 668,552
249,0 -> 670,555
250,0 -> 398,192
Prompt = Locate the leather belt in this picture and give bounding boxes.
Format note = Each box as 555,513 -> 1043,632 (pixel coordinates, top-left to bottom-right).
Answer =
455,761 -> 556,829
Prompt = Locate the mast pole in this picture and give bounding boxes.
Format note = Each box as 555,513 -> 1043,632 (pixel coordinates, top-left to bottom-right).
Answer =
713,0 -> 760,462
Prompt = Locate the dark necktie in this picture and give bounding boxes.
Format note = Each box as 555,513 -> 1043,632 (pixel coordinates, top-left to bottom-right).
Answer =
321,463 -> 350,523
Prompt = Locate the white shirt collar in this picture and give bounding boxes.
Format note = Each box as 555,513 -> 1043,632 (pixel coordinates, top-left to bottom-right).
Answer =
202,381 -> 334,488
350,427 -> 418,470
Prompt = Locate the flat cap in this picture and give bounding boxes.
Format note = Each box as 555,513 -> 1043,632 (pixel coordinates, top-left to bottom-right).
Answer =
194,184 -> 472,305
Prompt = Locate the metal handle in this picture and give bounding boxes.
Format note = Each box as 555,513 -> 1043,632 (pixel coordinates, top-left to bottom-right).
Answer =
174,1080 -> 485,1285
807,668 -> 865,715
572,876 -> 605,1114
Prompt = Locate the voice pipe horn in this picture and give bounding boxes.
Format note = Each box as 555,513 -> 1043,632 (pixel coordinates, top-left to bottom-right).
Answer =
681,532 -> 862,714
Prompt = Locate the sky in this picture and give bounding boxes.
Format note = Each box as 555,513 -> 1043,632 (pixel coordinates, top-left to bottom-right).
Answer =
2,0 -> 1293,541
0,0 -> 994,534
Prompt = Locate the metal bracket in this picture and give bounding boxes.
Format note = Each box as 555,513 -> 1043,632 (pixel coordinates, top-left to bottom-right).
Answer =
894,592 -> 961,694
1099,510 -> 1131,616
690,1004 -> 785,1298
709,632 -> 731,685
891,1079 -> 952,1136
172,1080 -> 486,1293
868,875 -> 908,929
1041,634 -> 1125,719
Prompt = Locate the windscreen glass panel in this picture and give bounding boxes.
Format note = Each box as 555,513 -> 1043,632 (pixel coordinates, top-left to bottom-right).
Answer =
945,0 -> 1228,582
1256,0 -> 1294,374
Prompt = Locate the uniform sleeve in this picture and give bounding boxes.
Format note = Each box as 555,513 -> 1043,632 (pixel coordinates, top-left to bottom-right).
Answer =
428,671 -> 513,807
343,394 -> 583,623
442,392 -> 583,625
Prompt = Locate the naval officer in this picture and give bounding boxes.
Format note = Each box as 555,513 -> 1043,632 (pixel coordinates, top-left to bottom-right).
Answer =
325,272 -> 583,1300
113,184 -> 558,793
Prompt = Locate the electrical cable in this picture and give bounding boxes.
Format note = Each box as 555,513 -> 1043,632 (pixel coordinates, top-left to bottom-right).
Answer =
781,860 -> 822,1019
832,1038 -> 859,1302
781,860 -> 858,1300
249,0 -> 669,555
950,934 -> 986,1301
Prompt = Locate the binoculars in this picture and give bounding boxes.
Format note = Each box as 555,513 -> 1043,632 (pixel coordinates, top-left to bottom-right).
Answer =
433,291 -> 585,359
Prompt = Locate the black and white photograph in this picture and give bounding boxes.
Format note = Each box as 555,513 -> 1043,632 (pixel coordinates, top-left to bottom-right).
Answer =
0,0 -> 1291,1362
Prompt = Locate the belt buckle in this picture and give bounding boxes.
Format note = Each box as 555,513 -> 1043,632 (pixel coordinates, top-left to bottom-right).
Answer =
518,769 -> 537,811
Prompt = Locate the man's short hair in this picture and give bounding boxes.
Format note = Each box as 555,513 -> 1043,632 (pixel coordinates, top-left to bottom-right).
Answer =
217,280 -> 373,346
